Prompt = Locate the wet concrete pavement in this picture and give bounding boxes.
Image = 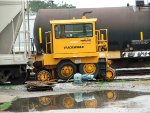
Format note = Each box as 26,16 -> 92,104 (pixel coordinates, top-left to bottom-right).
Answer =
1,76 -> 150,113
1,90 -> 150,112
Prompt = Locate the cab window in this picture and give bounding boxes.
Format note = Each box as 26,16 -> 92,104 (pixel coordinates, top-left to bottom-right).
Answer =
55,23 -> 93,38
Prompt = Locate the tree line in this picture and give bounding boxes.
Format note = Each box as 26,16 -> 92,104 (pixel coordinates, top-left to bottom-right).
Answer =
29,0 -> 76,12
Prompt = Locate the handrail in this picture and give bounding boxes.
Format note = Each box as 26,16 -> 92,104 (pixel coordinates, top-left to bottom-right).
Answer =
45,31 -> 53,54
96,29 -> 108,52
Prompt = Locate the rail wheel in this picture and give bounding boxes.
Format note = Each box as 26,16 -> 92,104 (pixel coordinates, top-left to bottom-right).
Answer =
10,67 -> 28,85
104,67 -> 116,81
37,70 -> 51,81
56,61 -> 77,80
84,99 -> 97,108
0,71 -> 11,84
79,63 -> 99,77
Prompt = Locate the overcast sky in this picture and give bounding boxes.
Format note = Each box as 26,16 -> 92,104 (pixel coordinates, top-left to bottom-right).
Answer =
54,0 -> 149,8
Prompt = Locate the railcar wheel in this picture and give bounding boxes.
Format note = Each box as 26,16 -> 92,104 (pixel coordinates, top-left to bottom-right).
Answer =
10,66 -> 28,85
37,70 -> 51,81
56,61 -> 77,80
10,71 -> 27,85
0,71 -> 11,83
104,67 -> 116,81
79,63 -> 99,77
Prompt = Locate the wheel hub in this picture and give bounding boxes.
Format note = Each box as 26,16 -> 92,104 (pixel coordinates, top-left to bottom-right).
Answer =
106,71 -> 113,79
83,64 -> 96,74
61,66 -> 73,77
37,70 -> 51,81
105,67 -> 116,81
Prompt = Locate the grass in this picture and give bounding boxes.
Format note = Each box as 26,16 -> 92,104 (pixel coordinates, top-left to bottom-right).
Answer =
114,79 -> 127,82
96,81 -> 108,85
0,102 -> 12,111
0,97 -> 17,111
96,79 -> 127,85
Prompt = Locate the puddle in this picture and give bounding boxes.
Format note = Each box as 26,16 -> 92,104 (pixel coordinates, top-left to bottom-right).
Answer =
0,90 -> 150,112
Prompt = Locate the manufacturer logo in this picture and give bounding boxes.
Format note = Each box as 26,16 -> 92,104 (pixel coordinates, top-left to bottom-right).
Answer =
64,46 -> 84,49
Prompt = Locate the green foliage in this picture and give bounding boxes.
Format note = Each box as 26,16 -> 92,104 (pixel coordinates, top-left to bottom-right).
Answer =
29,0 -> 76,12
96,80 -> 127,85
0,97 -> 17,111
0,102 -> 12,111
96,81 -> 107,85
114,80 -> 127,82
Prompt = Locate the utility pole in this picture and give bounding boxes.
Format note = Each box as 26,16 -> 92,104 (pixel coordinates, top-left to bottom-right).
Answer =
27,0 -> 31,57
51,0 -> 54,8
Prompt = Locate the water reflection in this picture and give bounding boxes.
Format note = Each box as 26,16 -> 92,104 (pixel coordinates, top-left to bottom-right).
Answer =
1,90 -> 149,112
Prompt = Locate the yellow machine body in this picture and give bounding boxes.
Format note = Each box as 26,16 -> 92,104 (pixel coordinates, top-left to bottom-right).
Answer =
34,16 -> 115,81
36,18 -> 108,66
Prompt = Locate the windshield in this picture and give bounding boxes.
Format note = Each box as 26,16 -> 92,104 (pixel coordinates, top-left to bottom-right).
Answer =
55,23 -> 93,38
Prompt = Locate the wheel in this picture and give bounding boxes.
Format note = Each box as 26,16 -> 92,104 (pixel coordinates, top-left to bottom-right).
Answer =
79,63 -> 99,77
10,66 -> 28,85
103,67 -> 116,81
0,71 -> 11,83
56,61 -> 77,80
10,71 -> 27,85
37,70 -> 51,81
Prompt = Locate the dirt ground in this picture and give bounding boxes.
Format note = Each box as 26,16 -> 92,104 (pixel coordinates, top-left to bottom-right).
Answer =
1,75 -> 150,113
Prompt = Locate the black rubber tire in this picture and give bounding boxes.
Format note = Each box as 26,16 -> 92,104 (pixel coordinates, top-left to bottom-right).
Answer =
56,61 -> 77,80
79,63 -> 99,77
